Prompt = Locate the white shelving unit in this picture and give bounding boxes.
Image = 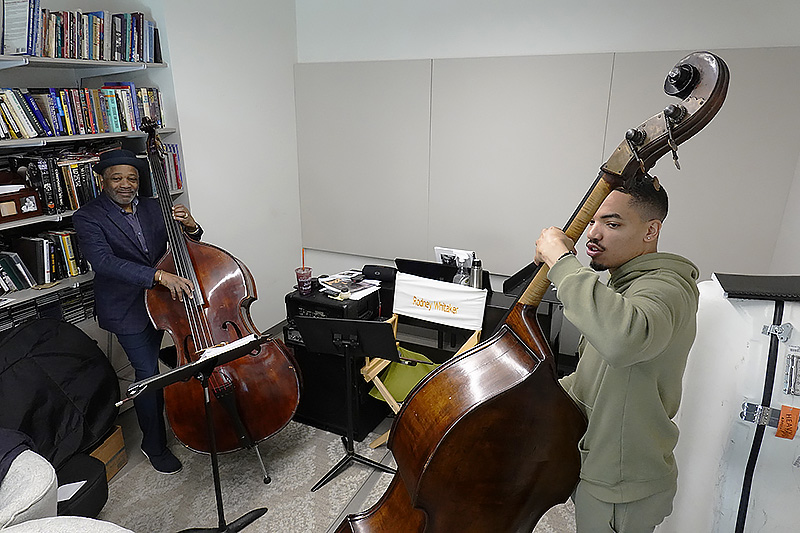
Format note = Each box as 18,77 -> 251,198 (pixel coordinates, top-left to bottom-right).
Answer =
0,44 -> 184,329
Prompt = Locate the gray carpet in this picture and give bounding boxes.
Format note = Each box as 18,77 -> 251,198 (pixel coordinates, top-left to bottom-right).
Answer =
97,420 -> 575,532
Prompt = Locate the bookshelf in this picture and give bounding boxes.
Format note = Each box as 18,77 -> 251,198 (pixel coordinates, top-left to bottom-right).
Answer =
0,10 -> 186,340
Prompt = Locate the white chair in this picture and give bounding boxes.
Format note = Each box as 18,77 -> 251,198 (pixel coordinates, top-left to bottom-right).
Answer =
0,450 -> 131,533
0,450 -> 57,529
362,272 -> 487,447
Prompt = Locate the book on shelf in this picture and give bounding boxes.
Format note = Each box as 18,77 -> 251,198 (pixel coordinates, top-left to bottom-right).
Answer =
40,230 -> 81,277
0,272 -> 11,294
103,82 -> 140,130
39,231 -> 66,280
69,88 -> 87,135
0,99 -> 22,139
30,5 -> 158,62
0,85 -> 163,140
7,152 -> 103,214
56,89 -> 73,135
56,155 -> 100,210
59,230 -> 79,276
0,251 -> 35,288
89,89 -> 107,133
156,143 -> 184,191
12,236 -> 50,285
28,88 -> 63,136
1,89 -> 36,138
122,12 -> 132,61
84,10 -> 112,61
0,260 -> 20,291
19,89 -> 53,137
99,88 -> 122,132
9,88 -> 46,137
2,0 -> 33,55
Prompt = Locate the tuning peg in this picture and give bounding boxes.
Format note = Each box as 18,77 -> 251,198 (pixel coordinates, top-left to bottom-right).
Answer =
664,63 -> 699,98
664,104 -> 686,123
625,128 -> 647,146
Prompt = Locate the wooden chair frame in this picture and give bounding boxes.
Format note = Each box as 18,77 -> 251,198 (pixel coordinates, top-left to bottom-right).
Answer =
361,314 -> 481,448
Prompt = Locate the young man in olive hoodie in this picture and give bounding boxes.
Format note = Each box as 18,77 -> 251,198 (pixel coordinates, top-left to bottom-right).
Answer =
534,178 -> 699,532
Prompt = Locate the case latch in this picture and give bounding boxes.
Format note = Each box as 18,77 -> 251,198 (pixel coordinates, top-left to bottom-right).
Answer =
762,322 -> 793,343
741,402 -> 778,427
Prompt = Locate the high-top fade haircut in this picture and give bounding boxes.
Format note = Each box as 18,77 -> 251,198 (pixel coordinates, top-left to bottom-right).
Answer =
618,176 -> 669,222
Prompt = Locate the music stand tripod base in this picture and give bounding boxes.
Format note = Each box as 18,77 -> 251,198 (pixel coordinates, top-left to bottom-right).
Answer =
293,317 -> 398,492
123,335 -> 270,532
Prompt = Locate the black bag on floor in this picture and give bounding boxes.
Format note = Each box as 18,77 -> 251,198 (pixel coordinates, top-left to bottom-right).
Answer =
0,318 -> 119,517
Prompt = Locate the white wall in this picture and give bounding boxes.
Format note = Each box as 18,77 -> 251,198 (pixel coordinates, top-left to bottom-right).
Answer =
296,1 -> 800,63
295,1 -> 800,280
159,0 -> 302,329
47,0 -> 301,329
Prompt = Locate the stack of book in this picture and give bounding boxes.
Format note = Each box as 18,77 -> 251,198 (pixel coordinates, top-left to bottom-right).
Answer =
0,84 -> 165,140
9,153 -> 103,214
0,229 -> 88,294
2,2 -> 161,63
158,142 -> 184,192
318,269 -> 381,301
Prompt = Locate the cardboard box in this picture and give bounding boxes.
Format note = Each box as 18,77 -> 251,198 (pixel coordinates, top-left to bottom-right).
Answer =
90,425 -> 128,481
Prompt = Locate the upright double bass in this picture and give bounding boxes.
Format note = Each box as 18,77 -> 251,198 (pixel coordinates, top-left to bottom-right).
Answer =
336,51 -> 729,531
142,120 -> 301,482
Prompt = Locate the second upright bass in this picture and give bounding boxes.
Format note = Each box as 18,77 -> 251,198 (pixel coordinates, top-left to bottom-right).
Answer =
336,51 -> 729,532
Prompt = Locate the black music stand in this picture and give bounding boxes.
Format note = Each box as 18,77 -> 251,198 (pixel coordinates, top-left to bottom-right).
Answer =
293,317 -> 399,492
120,335 -> 268,533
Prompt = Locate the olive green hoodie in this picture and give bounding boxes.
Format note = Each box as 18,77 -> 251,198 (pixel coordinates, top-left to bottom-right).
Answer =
550,252 -> 699,503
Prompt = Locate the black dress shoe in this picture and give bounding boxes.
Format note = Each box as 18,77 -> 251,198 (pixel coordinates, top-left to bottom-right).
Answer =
141,447 -> 183,474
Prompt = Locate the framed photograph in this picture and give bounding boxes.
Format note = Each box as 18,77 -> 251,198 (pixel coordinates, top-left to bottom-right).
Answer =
434,246 -> 474,268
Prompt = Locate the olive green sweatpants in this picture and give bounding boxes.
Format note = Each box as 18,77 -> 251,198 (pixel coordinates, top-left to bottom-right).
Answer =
573,482 -> 676,533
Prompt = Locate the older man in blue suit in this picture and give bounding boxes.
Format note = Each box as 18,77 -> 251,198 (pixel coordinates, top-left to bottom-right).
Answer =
73,149 -> 202,474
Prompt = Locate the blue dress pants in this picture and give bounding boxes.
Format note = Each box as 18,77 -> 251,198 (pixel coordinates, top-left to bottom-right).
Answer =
116,324 -> 168,456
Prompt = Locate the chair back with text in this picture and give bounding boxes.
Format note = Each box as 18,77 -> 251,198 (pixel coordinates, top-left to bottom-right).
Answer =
362,273 -> 487,447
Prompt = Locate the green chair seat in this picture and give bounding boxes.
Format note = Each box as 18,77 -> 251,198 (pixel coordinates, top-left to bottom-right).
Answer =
368,346 -> 439,403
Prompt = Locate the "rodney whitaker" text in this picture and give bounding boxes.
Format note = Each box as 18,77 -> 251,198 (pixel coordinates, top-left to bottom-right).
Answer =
412,296 -> 459,314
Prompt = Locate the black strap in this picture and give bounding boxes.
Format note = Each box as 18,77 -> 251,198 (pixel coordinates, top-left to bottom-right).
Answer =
735,300 -> 783,532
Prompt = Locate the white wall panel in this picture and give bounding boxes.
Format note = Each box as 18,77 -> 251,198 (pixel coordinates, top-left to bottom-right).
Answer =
427,54 -> 613,274
605,48 -> 800,279
295,60 -> 432,260
295,47 -> 800,281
